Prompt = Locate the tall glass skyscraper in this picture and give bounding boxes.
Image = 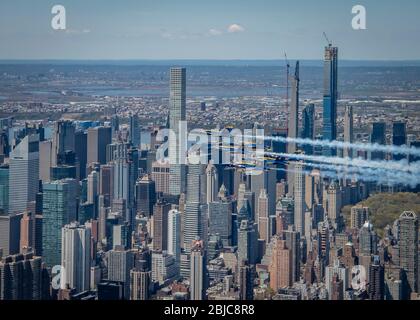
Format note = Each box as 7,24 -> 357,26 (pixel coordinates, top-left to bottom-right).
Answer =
0,164 -> 9,214
129,113 -> 141,148
9,134 -> 39,214
370,122 -> 386,160
322,45 -> 338,156
42,179 -> 78,267
169,67 -> 187,196
301,103 -> 315,155
392,122 -> 407,161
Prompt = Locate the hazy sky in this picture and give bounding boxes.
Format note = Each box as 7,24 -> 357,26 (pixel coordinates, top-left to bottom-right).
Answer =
0,0 -> 419,60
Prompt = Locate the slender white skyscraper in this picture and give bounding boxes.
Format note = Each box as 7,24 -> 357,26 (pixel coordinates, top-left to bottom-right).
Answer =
61,222 -> 91,293
288,61 -> 300,154
184,160 -> 206,253
343,105 -> 354,158
87,170 -> 98,204
205,161 -> 218,204
293,162 -> 306,235
287,64 -> 299,197
167,209 -> 181,266
9,134 -> 39,214
169,67 -> 187,196
190,239 -> 206,300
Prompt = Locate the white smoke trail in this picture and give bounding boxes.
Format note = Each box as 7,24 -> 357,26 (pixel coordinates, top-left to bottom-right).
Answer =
259,135 -> 420,157
302,161 -> 420,187
272,164 -> 418,187
265,151 -> 420,173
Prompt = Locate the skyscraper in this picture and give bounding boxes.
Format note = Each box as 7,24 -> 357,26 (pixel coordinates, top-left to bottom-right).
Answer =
0,252 -> 43,300
151,160 -> 170,195
359,221 -> 377,256
239,260 -> 254,300
190,239 -> 206,300
99,164 -> 114,205
350,205 -> 369,230
288,61 -> 300,154
152,200 -> 171,252
135,175 -> 156,217
0,213 -> 22,256
269,237 -> 292,291
167,209 -> 181,266
51,120 -> 76,167
343,105 -> 354,158
301,103 -> 315,155
184,161 -> 206,253
169,67 -> 187,196
369,256 -> 385,300
327,181 -> 342,223
325,260 -> 348,299
112,144 -> 138,225
398,211 -> 418,297
370,122 -> 386,160
206,162 -> 218,204
257,189 -> 270,244
9,134 -> 39,214
237,220 -> 258,266
322,45 -> 338,156
293,162 -> 306,235
208,190 -> 232,247
130,261 -> 151,300
129,113 -> 141,148
392,122 -> 407,161
42,179 -> 78,267
107,246 -> 134,299
75,130 -> 88,180
61,222 -> 91,293
87,126 -> 112,166
19,211 -> 36,253
0,164 -> 9,214
39,140 -> 52,182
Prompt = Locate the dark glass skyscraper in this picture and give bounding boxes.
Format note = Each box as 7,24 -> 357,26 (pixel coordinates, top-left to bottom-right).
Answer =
322,45 -> 338,156
301,103 -> 315,155
370,122 -> 386,160
392,122 -> 407,161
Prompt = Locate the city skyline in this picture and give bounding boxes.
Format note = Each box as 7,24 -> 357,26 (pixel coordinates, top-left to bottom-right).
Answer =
1,1 -> 420,304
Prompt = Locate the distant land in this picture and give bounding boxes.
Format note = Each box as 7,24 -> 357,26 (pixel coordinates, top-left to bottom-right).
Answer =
1,60 -> 420,67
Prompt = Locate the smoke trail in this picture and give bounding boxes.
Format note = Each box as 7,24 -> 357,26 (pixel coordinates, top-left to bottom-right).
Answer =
272,164 -> 418,187
302,161 -> 420,187
265,150 -> 420,173
258,135 -> 420,157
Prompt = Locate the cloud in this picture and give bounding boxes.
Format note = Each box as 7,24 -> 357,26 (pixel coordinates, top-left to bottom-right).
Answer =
227,24 -> 245,33
160,30 -> 173,39
208,28 -> 223,36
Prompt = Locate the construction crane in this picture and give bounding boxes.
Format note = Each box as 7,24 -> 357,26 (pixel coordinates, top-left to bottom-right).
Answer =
323,32 -> 332,47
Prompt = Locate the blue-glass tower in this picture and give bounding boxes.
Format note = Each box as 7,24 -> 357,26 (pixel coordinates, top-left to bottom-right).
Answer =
322,45 -> 338,156
301,103 -> 315,155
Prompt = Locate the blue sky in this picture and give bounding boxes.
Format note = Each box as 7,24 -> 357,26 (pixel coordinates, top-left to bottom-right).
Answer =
0,0 -> 419,60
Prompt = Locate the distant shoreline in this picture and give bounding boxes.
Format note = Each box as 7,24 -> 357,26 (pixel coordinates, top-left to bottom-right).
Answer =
1,59 -> 420,67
